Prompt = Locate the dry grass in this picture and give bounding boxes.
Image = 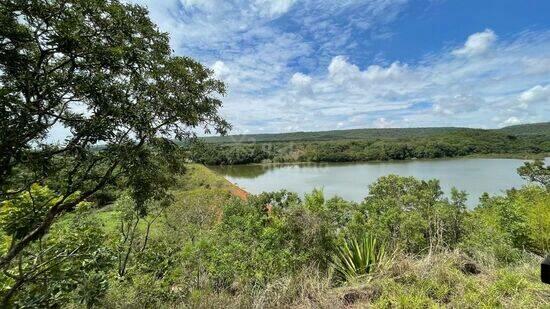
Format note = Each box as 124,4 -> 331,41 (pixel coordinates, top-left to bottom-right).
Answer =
172,250 -> 549,309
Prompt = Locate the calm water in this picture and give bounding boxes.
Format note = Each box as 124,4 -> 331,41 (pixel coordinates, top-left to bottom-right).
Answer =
211,158 -> 547,207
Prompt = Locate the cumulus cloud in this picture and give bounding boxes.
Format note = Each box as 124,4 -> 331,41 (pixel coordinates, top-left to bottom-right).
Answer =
452,29 -> 497,57
519,84 -> 550,105
363,62 -> 408,81
290,72 -> 312,87
328,56 -> 361,84
265,30 -> 550,132
212,61 -> 231,79
328,56 -> 409,86
254,0 -> 296,17
432,95 -> 483,115
373,117 -> 395,128
122,1 -> 550,134
500,116 -> 521,127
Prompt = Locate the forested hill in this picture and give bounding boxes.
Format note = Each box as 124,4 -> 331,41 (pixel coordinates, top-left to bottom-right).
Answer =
202,122 -> 550,144
189,122 -> 550,165
497,122 -> 550,136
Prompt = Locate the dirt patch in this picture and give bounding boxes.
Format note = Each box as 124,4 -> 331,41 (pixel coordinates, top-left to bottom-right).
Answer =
230,186 -> 249,200
342,287 -> 381,305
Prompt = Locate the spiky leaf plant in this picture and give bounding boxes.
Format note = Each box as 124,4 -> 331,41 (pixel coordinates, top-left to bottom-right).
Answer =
331,234 -> 386,282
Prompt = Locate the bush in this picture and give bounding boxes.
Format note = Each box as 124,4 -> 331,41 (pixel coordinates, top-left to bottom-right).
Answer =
331,234 -> 386,283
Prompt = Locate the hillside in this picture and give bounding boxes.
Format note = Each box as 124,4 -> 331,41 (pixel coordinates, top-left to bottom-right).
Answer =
201,122 -> 550,144
497,122 -> 550,136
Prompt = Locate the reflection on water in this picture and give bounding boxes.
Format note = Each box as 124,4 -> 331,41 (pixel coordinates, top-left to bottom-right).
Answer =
211,158 -> 546,208
209,164 -> 272,178
210,162 -> 329,178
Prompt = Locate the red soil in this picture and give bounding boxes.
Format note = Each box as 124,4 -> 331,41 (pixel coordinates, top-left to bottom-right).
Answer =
230,186 -> 249,200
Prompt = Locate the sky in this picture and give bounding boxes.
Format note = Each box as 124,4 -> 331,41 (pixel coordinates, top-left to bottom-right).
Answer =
128,0 -> 550,134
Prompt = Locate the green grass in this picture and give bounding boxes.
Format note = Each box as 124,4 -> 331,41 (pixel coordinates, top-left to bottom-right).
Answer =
94,164 -> 238,235
159,251 -> 547,308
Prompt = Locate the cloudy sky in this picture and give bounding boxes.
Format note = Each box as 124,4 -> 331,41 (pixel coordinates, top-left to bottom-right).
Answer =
129,0 -> 550,134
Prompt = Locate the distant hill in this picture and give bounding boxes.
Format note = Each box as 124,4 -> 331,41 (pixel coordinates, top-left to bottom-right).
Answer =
496,122 -> 550,136
201,122 -> 550,144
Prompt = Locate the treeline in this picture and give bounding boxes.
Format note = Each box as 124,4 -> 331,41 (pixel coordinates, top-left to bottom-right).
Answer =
189,130 -> 550,165
202,122 -> 550,143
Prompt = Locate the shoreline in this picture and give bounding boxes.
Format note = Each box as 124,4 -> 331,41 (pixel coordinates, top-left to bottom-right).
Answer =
207,152 -> 549,168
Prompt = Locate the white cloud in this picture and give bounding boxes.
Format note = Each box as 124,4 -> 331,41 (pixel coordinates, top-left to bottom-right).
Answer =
519,84 -> 550,105
328,56 -> 360,84
212,61 -> 232,79
452,29 -> 497,57
254,29 -> 550,132
254,0 -> 296,17
363,62 -> 408,81
120,2 -> 550,134
328,56 -> 409,85
432,95 -> 483,115
373,117 -> 395,128
290,72 -> 312,88
500,116 -> 521,127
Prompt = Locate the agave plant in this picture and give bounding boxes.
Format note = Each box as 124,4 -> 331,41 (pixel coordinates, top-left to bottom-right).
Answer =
331,234 -> 386,282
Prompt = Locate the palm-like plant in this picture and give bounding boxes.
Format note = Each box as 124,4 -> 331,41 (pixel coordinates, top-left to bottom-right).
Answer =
331,234 -> 386,282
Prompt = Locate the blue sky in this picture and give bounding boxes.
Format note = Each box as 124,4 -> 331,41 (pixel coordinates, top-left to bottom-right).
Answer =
129,0 -> 550,133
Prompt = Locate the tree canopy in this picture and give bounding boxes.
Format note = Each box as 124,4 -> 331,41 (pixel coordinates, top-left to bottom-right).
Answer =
0,0 -> 228,271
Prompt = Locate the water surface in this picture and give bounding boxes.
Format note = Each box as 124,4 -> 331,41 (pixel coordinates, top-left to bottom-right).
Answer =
211,158 -> 547,207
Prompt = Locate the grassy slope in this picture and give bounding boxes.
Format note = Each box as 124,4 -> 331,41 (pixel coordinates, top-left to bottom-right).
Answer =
244,252 -> 549,308
201,122 -> 550,144
94,164 -> 243,234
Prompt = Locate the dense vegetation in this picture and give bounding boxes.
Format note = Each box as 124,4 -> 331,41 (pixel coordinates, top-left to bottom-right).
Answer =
203,122 -> 550,143
0,0 -> 227,286
1,163 -> 549,307
190,126 -> 550,165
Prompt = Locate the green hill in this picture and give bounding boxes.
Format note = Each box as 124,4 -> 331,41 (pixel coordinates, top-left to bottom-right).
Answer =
202,122 -> 550,144
497,122 -> 550,136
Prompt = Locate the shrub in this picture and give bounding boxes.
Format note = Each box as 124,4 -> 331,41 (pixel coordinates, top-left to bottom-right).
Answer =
331,234 -> 386,283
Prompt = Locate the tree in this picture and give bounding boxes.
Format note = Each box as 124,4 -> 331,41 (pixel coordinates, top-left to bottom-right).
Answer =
363,175 -> 460,253
0,185 -> 112,307
517,159 -> 549,189
0,0 -> 229,271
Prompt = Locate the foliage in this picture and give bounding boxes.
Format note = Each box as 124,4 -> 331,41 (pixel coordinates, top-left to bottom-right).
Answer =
517,159 -> 550,189
203,198 -> 303,288
2,0 -> 547,306
189,128 -> 550,165
203,122 -> 550,143
366,252 -> 548,308
94,165 -> 548,308
362,175 -> 467,253
466,185 -> 550,257
0,184 -> 75,240
0,186 -> 112,307
0,0 -> 228,273
331,234 -> 386,283
2,160 -> 550,308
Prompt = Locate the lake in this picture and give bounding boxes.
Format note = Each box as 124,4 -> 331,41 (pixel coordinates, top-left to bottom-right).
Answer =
211,158 -> 546,207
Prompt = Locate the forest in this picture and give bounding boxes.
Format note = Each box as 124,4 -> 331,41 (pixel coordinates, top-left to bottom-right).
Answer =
189,126 -> 550,165
1,1 -> 549,307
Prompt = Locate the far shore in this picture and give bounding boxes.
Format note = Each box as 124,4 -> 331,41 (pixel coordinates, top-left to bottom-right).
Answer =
207,152 -> 549,167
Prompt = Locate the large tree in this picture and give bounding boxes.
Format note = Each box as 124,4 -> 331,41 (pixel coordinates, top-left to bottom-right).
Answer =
0,0 -> 229,271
